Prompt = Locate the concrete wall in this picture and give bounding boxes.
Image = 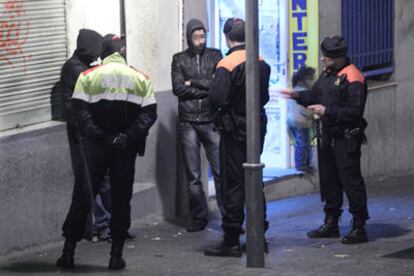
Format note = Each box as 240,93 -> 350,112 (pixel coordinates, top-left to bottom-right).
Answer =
126,0 -> 181,91
318,0 -> 414,178
393,0 -> 414,173
0,0 -> 183,255
0,123 -> 71,255
65,0 -> 120,57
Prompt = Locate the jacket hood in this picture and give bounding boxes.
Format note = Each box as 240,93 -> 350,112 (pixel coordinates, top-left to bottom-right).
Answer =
75,29 -> 103,65
186,18 -> 206,54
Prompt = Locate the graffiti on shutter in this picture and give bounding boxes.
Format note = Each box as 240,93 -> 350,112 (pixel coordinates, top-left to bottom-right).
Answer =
0,0 -> 31,71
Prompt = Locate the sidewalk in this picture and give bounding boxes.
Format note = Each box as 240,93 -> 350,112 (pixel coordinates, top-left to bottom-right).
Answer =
0,174 -> 413,275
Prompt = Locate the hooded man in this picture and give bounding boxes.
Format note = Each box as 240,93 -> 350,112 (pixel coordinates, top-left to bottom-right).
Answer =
171,18 -> 224,232
60,29 -> 103,122
57,34 -> 157,270
281,35 -> 370,244
58,28 -> 115,241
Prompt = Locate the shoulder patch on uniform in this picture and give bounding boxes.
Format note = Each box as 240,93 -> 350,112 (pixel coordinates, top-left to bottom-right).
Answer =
130,66 -> 150,80
217,50 -> 246,72
82,64 -> 103,76
337,64 -> 365,84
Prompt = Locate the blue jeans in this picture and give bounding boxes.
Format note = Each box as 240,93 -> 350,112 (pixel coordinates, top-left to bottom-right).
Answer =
289,126 -> 312,170
93,174 -> 111,234
178,120 -> 223,224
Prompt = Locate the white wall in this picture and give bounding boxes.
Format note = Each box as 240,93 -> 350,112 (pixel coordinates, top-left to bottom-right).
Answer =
65,0 -> 182,92
125,0 -> 182,92
65,0 -> 121,58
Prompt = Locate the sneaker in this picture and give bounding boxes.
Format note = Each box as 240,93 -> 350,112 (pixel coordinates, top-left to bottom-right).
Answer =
186,221 -> 206,232
126,231 -> 136,241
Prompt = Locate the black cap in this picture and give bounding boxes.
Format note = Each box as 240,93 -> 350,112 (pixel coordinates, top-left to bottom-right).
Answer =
320,35 -> 348,58
100,34 -> 122,60
223,18 -> 245,42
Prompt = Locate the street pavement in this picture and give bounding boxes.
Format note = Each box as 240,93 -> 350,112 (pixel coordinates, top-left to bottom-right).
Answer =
0,174 -> 413,275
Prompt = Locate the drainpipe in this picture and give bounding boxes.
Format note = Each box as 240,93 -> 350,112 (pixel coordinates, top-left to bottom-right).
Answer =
120,0 -> 126,58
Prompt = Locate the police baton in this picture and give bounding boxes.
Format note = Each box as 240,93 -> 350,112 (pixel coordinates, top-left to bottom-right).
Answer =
77,134 -> 96,225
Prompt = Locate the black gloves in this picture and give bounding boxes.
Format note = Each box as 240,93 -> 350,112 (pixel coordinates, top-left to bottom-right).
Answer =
107,133 -> 147,156
107,133 -> 128,150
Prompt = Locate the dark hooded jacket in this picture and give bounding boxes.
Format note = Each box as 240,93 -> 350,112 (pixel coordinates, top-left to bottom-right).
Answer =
60,29 -> 103,122
171,19 -> 223,123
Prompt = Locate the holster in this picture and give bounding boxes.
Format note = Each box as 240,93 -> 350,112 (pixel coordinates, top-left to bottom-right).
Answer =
344,119 -> 368,152
214,112 -> 237,132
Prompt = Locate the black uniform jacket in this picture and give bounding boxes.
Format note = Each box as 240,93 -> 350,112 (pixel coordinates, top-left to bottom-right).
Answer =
296,60 -> 368,132
209,44 -> 271,118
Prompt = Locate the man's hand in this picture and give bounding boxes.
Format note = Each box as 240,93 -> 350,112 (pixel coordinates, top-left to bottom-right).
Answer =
279,88 -> 299,99
308,104 -> 326,115
108,133 -> 128,150
184,80 -> 191,86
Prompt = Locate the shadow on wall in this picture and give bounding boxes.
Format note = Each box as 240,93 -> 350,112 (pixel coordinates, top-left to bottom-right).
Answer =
154,92 -> 188,225
50,81 -> 64,121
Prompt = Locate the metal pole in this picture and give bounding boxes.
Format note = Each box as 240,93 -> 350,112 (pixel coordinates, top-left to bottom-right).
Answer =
244,0 -> 265,268
120,0 -> 127,58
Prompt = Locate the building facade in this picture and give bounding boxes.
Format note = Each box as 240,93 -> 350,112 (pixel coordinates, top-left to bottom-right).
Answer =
0,0 -> 413,255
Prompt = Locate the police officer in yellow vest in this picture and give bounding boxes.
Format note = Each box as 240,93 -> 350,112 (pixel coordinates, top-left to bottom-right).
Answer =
281,35 -> 369,244
57,34 -> 157,270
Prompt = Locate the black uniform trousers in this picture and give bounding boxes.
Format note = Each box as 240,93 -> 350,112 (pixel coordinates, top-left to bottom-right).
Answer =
62,137 -> 138,243
65,123 -> 112,238
318,137 -> 369,222
219,129 -> 268,240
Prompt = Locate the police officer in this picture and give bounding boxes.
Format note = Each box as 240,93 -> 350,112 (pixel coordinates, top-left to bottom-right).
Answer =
204,18 -> 271,257
56,34 -> 157,269
281,35 -> 369,244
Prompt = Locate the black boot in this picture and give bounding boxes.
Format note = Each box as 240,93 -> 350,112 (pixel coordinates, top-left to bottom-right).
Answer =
108,240 -> 126,270
56,239 -> 76,269
307,216 -> 340,238
204,235 -> 241,257
341,220 -> 368,244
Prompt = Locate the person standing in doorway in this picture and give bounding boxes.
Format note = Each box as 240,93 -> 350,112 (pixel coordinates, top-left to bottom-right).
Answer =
171,18 -> 224,232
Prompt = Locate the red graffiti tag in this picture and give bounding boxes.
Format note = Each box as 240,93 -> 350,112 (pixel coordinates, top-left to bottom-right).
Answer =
0,0 -> 31,69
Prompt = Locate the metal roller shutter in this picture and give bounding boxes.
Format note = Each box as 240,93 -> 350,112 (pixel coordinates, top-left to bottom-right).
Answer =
0,0 -> 66,130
